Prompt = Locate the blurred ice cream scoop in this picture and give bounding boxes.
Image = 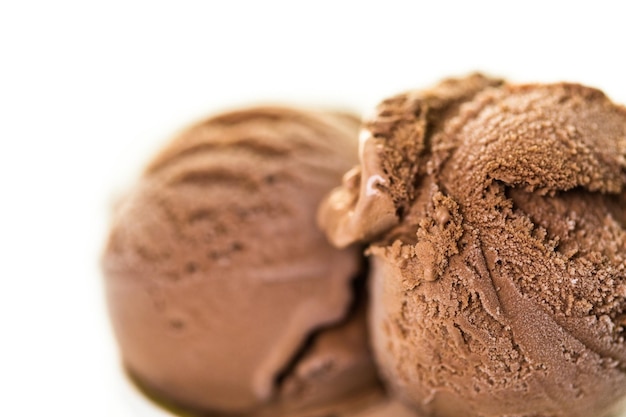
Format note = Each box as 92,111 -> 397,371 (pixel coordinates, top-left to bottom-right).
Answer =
102,106 -> 381,416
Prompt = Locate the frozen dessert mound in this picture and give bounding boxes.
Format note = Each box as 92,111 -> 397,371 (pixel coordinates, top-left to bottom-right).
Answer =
102,107 -> 384,416
319,74 -> 626,417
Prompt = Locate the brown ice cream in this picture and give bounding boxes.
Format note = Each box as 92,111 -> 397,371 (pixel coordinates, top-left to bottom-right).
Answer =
102,107 -> 382,416
320,74 -> 626,417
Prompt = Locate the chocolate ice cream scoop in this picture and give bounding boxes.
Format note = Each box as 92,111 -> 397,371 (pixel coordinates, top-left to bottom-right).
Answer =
102,107 -> 381,415
320,74 -> 626,417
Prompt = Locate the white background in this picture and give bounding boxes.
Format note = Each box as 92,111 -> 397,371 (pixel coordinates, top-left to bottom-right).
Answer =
1,1 -> 626,416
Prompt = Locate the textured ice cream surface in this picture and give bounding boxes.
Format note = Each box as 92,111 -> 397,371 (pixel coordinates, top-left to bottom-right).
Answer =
320,74 -> 626,417
102,106 -> 381,416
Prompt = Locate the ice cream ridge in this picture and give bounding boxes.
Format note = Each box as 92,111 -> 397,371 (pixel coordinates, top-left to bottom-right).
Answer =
101,107 -> 400,416
319,74 -> 626,417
